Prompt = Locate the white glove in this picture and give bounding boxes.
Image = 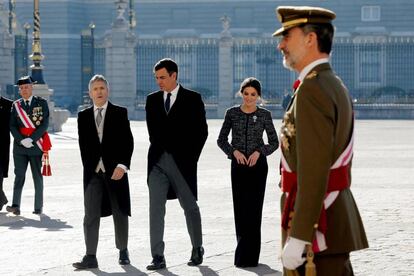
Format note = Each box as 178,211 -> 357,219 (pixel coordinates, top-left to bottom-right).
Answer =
282,237 -> 308,270
21,138 -> 34,148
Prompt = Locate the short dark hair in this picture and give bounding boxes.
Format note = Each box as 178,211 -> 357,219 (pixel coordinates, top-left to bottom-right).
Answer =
89,74 -> 109,91
153,58 -> 178,79
239,77 -> 262,97
301,23 -> 334,54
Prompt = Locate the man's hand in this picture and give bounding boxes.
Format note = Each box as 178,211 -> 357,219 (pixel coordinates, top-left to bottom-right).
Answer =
21,138 -> 34,148
111,167 -> 126,181
233,150 -> 247,165
281,237 -> 307,270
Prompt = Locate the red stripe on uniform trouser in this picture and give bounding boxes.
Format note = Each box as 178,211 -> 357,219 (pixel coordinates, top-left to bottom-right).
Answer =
19,128 -> 52,152
281,165 -> 350,249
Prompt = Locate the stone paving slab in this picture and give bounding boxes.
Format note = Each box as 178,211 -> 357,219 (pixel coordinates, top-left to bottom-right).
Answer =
0,119 -> 413,276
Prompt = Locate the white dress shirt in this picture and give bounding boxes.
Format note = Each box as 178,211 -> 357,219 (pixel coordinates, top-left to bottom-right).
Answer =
163,84 -> 180,111
93,101 -> 128,174
94,102 -> 108,173
23,95 -> 34,106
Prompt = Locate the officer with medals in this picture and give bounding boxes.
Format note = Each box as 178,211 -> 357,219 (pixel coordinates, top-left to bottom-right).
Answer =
273,6 -> 369,275
6,76 -> 50,215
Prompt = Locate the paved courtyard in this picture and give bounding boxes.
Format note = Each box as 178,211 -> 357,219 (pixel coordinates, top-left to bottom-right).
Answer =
0,118 -> 413,276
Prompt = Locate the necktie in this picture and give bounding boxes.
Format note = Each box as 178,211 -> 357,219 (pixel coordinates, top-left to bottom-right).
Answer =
165,93 -> 171,113
292,79 -> 301,91
25,100 -> 30,111
96,108 -> 103,126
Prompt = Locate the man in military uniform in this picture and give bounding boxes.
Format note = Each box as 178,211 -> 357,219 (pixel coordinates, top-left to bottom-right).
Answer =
0,95 -> 13,211
6,76 -> 49,216
273,6 -> 368,275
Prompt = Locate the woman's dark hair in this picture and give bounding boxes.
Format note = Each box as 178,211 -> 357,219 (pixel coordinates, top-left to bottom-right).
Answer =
239,77 -> 262,97
153,58 -> 178,79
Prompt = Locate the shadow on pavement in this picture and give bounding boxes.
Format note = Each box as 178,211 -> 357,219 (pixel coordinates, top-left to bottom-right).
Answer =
238,263 -> 282,276
80,264 -> 146,275
148,268 -> 180,276
197,265 -> 220,275
0,212 -> 73,231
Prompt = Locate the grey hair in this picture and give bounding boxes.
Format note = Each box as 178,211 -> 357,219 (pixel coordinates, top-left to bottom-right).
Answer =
88,74 -> 109,91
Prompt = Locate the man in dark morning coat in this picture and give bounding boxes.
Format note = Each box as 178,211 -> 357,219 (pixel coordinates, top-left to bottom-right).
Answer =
274,6 -> 368,276
6,76 -> 49,216
0,95 -> 13,211
73,74 -> 134,269
145,58 -> 208,270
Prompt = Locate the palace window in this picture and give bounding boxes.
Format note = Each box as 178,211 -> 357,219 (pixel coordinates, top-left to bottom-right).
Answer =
356,44 -> 385,87
361,6 -> 381,22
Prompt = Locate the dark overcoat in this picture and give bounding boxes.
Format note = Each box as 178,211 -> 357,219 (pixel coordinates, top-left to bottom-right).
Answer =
0,97 -> 13,177
78,102 -> 134,216
145,86 -> 208,199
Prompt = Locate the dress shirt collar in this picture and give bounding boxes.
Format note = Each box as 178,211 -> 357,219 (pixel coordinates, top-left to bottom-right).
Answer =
22,95 -> 33,105
94,101 -> 108,112
164,84 -> 180,98
164,84 -> 180,109
298,58 -> 330,82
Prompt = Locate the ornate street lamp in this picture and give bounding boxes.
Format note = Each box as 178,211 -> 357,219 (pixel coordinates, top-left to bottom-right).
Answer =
8,0 -> 16,34
23,22 -> 31,76
89,21 -> 95,77
29,0 -> 45,84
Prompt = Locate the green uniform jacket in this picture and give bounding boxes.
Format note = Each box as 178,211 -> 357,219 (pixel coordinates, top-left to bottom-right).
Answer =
10,96 -> 49,156
280,63 -> 368,255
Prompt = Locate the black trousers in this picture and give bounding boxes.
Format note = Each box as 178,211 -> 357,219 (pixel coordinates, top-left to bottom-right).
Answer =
83,172 -> 128,255
148,152 -> 202,257
231,155 -> 268,267
0,170 -> 8,208
12,153 -> 43,210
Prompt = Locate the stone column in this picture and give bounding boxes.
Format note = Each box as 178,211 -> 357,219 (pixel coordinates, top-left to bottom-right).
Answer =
29,0 -> 69,132
0,16 -> 14,97
104,0 -> 137,118
218,15 -> 234,118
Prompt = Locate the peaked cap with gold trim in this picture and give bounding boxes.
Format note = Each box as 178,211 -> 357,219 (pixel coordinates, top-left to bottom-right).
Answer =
272,6 -> 336,37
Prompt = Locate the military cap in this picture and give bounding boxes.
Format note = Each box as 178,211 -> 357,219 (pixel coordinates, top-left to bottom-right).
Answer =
272,6 -> 336,36
16,75 -> 36,86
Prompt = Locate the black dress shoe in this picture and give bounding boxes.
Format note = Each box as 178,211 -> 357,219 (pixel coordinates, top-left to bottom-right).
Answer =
187,246 -> 204,266
6,205 -> 20,216
32,209 -> 42,215
0,194 -> 8,211
235,263 -> 258,268
146,255 -> 166,270
119,249 -> 130,265
72,255 -> 98,269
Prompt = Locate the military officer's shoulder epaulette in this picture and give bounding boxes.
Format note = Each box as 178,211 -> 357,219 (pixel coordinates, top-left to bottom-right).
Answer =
306,70 -> 318,80
302,70 -> 322,89
33,95 -> 47,102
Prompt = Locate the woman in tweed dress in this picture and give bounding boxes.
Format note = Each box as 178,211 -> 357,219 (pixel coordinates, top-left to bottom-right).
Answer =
217,77 -> 279,267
